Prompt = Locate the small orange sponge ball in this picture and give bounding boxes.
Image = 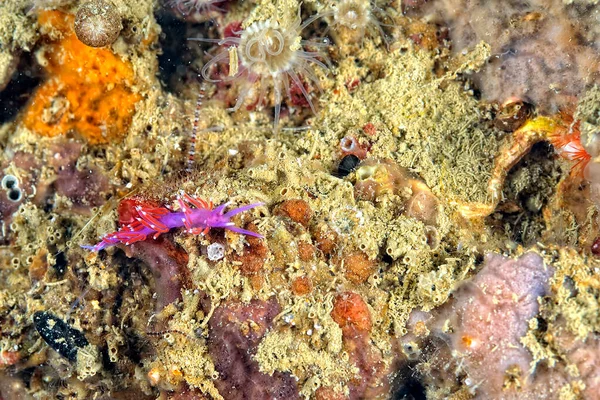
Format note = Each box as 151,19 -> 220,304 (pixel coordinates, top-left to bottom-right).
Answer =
331,292 -> 372,334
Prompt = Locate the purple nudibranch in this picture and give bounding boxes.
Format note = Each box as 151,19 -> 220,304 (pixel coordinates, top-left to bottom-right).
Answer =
81,192 -> 264,252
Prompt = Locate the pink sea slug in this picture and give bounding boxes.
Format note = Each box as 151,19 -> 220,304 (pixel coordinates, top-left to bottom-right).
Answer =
82,192 -> 263,251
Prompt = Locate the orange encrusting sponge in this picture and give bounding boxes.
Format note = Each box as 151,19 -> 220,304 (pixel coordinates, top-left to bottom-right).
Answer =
22,11 -> 141,144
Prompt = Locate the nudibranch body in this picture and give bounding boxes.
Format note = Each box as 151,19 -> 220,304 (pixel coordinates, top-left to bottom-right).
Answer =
82,192 -> 263,252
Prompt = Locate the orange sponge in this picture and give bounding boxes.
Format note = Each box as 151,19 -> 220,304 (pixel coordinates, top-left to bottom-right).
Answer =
22,11 -> 141,144
331,292 -> 372,334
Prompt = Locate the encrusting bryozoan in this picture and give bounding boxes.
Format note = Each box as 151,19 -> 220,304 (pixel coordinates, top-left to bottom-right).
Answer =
189,14 -> 330,128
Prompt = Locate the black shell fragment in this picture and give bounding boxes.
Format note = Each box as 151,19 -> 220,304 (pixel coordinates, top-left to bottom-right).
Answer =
33,311 -> 89,362
338,155 -> 360,177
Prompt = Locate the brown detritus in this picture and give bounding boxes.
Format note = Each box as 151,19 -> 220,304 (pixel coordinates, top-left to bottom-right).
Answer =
291,276 -> 312,296
74,0 -> 123,48
343,251 -> 377,284
28,248 -> 48,281
405,180 -> 440,226
297,240 -> 315,261
233,223 -> 268,275
592,237 -> 600,256
312,224 -> 339,257
273,199 -> 313,228
494,98 -> 533,132
331,292 -> 372,335
353,159 -> 410,202
125,238 -> 190,310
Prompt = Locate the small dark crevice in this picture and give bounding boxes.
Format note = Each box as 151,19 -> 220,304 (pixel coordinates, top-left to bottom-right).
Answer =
392,363 -> 428,400
0,52 -> 43,124
155,11 -> 189,92
52,251 -> 68,277
155,11 -> 216,94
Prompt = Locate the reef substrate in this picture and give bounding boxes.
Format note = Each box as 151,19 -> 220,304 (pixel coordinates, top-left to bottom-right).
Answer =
1,0 -> 600,399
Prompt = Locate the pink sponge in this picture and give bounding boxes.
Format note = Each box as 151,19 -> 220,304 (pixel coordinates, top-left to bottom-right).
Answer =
402,252 -> 600,399
208,298 -> 300,400
447,252 -> 552,395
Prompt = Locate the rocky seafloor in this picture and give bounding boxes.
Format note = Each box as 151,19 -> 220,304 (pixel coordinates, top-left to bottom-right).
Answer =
1,0 -> 600,399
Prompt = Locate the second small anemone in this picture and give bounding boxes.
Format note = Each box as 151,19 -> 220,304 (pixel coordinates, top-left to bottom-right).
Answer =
316,0 -> 395,48
165,0 -> 226,16
190,15 -> 330,128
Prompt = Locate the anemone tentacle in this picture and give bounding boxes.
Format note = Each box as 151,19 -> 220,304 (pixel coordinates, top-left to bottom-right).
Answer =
189,16 -> 330,129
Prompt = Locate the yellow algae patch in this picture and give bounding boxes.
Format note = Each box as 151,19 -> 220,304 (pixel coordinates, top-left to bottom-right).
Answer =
255,329 -> 358,398
22,11 -> 141,144
312,41 -> 497,209
150,333 -> 222,399
546,248 -> 600,339
149,291 -> 223,398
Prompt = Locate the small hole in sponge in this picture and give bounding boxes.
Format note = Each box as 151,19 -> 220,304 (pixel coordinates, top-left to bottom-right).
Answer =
1,175 -> 19,190
8,188 -> 22,202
